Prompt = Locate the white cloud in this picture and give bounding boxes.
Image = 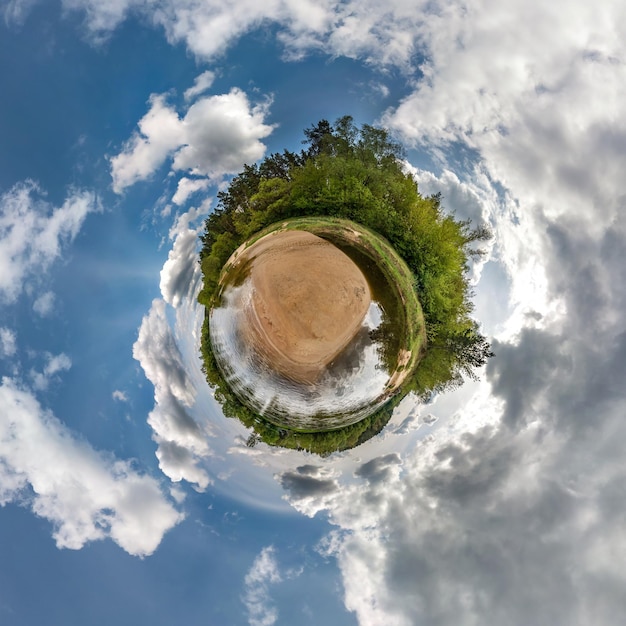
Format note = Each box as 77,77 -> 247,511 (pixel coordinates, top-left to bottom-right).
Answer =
32,290 -> 55,317
0,181 -> 99,304
30,0 -> 620,89
393,405 -> 437,436
133,202 -> 213,492
112,390 -> 128,402
133,298 -> 211,490
61,0 -> 141,34
183,70 -> 215,101
171,177 -> 211,206
59,0 -> 426,68
243,546 -> 283,626
173,89 -> 273,176
110,94 -> 184,193
383,1 -> 626,231
0,327 -> 16,358
30,352 -> 72,391
0,377 -> 182,556
43,353 -> 71,376
110,88 -> 273,193
159,205 -> 205,308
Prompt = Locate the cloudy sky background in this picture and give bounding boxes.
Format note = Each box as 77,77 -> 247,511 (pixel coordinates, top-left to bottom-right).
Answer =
1,1 -> 625,624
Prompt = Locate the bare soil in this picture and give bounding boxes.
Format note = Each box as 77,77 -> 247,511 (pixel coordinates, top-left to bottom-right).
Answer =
239,230 -> 371,382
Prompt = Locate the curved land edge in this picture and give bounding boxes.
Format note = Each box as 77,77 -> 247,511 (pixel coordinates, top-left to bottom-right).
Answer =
218,216 -> 426,397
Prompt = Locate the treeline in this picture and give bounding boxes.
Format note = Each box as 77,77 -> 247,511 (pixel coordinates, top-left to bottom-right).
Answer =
199,116 -> 493,401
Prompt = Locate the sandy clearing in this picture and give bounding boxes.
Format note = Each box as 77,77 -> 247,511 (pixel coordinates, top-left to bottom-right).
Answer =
239,230 -> 371,383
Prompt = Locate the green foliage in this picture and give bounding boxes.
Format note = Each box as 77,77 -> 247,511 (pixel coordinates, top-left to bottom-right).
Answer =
198,116 -> 494,452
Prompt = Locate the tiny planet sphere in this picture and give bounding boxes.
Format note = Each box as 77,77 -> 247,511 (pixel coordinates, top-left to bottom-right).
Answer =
209,223 -> 407,431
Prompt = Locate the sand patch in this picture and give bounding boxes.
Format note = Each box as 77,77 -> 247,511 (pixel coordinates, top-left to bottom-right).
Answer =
238,230 -> 371,382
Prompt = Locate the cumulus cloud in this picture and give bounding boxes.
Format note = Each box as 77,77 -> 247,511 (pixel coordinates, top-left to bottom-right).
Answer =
171,177 -> 211,206
243,546 -> 283,626
384,1 -> 626,232
133,298 -> 211,489
159,205 -> 205,309
110,88 -> 273,193
109,94 -> 183,193
317,334 -> 626,626
0,181 -> 99,303
173,89 -> 273,177
0,377 -> 182,556
279,464 -> 340,517
134,201 -> 212,491
354,453 -> 401,484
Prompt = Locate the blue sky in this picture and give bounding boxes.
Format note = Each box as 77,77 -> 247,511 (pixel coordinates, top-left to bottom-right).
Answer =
2,1 -> 626,625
